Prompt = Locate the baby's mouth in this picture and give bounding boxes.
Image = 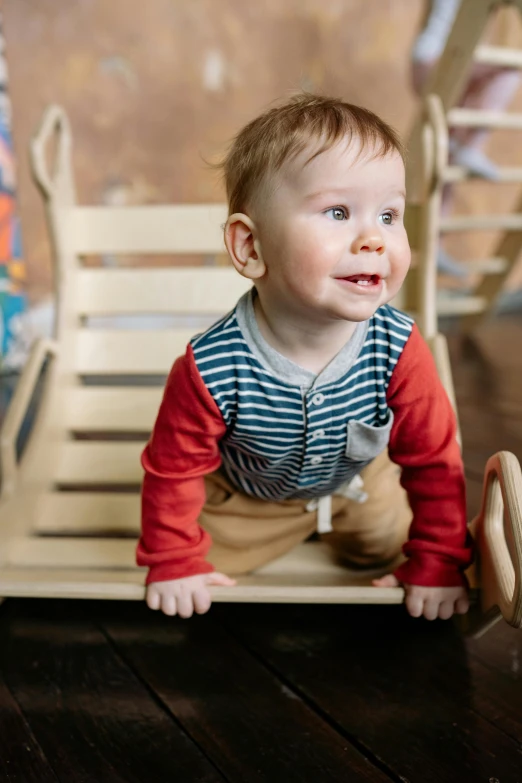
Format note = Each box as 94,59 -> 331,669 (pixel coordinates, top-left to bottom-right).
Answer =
337,274 -> 381,286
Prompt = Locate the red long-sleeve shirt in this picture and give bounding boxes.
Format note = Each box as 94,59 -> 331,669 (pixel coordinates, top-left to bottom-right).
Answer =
137,321 -> 472,587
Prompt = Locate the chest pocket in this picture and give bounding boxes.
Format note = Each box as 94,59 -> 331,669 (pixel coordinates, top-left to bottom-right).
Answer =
345,409 -> 394,462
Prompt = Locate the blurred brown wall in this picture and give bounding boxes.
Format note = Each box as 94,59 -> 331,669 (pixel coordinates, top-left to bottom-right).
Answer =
3,0 -> 522,304
3,0 -> 424,303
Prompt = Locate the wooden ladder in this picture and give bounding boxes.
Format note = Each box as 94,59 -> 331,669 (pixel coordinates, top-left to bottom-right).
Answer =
405,0 -> 522,329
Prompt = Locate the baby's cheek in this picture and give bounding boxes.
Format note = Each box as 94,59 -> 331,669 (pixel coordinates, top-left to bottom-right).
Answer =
391,246 -> 411,280
286,248 -> 318,278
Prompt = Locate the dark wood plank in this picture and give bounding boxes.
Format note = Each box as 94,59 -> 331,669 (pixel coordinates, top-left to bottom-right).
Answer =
467,615 -> 522,677
0,673 -> 58,783
101,601 -> 394,783
224,603 -> 522,783
459,615 -> 522,745
0,599 -> 58,783
463,652 -> 522,746
0,600 -> 226,783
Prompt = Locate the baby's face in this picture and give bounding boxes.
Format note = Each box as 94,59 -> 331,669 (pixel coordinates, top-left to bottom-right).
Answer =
254,138 -> 410,325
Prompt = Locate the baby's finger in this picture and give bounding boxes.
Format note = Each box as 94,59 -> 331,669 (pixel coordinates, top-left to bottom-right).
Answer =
422,599 -> 440,621
146,587 -> 161,611
207,572 -> 237,587
372,574 -> 399,588
438,600 -> 455,620
405,593 -> 424,618
161,593 -> 177,617
455,596 -> 470,615
193,587 -> 212,615
176,589 -> 194,619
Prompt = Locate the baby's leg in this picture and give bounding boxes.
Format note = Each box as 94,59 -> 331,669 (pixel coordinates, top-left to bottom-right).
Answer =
200,471 -> 317,575
320,451 -> 412,569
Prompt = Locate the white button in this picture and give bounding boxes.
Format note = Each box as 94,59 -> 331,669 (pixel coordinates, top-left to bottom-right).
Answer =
311,455 -> 323,465
311,393 -> 325,406
312,429 -> 325,440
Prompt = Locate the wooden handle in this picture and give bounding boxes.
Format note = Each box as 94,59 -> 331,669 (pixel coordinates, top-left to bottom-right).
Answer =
29,105 -> 72,201
473,451 -> 522,627
424,93 -> 448,187
0,339 -> 58,499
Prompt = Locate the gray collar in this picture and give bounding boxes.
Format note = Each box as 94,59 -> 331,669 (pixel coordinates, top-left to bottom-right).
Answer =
235,289 -> 369,390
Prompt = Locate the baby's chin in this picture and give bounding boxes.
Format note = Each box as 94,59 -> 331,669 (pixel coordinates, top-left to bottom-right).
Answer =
328,308 -> 380,325
335,297 -> 392,322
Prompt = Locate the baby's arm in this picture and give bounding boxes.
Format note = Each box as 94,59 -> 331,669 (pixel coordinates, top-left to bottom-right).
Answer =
138,346 -> 233,614
385,324 -> 473,615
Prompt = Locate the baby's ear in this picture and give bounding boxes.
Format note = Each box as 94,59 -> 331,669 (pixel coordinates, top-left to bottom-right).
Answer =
224,213 -> 266,280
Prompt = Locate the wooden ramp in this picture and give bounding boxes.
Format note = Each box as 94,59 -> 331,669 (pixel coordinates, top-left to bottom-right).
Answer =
0,103 -> 520,629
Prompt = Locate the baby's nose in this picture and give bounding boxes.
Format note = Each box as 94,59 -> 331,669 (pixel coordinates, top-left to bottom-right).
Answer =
351,234 -> 385,254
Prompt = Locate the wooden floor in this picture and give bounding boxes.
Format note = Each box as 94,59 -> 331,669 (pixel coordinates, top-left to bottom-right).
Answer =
1,315 -> 522,783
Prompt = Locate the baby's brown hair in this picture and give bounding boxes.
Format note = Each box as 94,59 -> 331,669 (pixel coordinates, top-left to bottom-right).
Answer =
221,93 -> 404,216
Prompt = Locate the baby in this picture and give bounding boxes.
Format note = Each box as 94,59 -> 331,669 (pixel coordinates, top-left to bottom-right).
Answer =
137,93 -> 473,621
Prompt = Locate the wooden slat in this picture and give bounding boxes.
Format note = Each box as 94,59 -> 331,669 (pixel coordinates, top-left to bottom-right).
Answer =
0,565 -> 411,603
55,442 -> 144,485
10,538 -> 357,572
75,329 -> 192,374
447,108 -> 522,130
0,565 -> 479,604
441,214 -> 522,232
35,492 -> 140,534
463,193 -> 522,330
461,257 -> 508,275
434,257 -> 508,275
64,296 -> 481,342
59,204 -> 229,254
75,267 -> 251,315
8,537 -> 137,569
0,567 -> 146,600
474,45 -> 522,69
66,388 -> 162,432
0,539 -> 408,603
437,295 -> 486,316
444,165 -> 522,184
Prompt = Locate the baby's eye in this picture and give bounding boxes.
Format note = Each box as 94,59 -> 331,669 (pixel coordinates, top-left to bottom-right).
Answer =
380,210 -> 399,226
325,206 -> 348,221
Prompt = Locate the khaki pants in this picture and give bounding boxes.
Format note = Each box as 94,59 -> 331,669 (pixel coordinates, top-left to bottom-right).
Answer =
200,450 -> 412,575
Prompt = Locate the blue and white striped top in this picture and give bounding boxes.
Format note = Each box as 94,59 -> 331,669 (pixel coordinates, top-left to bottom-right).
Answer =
191,291 -> 414,501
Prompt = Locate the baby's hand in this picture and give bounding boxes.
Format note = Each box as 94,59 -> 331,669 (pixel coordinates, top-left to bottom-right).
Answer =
372,574 -> 469,620
146,572 -> 236,618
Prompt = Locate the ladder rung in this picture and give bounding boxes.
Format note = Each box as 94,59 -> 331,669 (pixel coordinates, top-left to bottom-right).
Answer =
474,45 -> 522,69
444,165 -> 522,184
436,295 -> 487,316
447,108 -> 522,130
462,257 -> 508,275
441,214 -> 522,232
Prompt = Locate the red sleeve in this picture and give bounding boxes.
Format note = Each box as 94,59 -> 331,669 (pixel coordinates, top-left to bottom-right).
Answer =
386,324 -> 474,587
136,344 -> 227,584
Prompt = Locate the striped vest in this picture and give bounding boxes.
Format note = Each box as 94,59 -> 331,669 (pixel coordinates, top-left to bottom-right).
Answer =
191,296 -> 413,501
